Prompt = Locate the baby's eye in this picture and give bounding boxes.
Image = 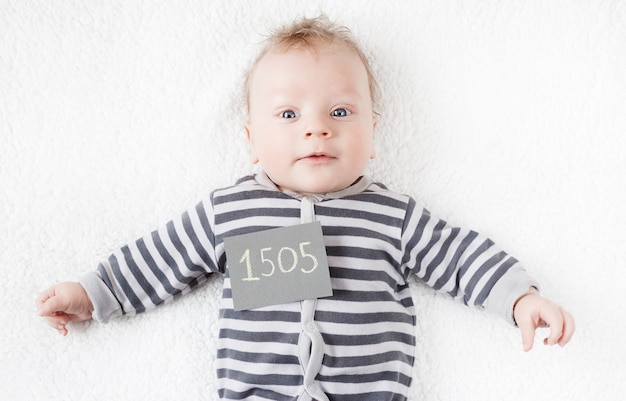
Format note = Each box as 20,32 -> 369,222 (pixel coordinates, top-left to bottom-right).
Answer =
331,108 -> 351,117
280,110 -> 298,119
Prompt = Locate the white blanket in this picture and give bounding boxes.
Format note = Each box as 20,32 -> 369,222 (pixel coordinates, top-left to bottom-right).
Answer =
2,1 -> 625,400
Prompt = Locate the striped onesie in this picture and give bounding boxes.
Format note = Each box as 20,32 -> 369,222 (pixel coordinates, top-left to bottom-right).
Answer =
79,173 -> 538,401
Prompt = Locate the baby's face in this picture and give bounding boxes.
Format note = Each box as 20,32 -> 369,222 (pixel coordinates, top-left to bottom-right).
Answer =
245,42 -> 376,195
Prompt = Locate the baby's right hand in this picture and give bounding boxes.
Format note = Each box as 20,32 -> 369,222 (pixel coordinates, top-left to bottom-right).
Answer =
36,282 -> 94,336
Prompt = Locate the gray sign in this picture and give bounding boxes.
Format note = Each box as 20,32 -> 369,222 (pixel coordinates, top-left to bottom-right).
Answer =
224,222 -> 333,311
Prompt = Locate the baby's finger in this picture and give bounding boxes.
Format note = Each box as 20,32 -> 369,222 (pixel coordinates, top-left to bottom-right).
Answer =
542,308 -> 565,346
35,287 -> 55,310
45,317 -> 70,336
43,313 -> 69,329
38,294 -> 66,317
517,318 -> 537,352
558,309 -> 576,346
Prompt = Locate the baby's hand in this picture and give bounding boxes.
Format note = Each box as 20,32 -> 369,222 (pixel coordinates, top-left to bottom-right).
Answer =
513,288 -> 575,351
36,282 -> 94,336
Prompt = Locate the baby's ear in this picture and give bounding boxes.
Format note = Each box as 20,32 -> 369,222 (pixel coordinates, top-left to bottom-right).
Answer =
244,124 -> 259,164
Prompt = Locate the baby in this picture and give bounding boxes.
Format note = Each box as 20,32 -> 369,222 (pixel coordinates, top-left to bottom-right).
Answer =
37,16 -> 575,401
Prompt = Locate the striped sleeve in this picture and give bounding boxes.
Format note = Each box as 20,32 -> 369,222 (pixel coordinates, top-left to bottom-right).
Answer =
80,196 -> 221,321
401,198 -> 538,324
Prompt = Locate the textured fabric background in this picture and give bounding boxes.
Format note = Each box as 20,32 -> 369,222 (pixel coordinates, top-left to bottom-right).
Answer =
2,1 -> 624,400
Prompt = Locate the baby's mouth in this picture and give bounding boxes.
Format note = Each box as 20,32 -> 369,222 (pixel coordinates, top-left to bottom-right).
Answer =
298,153 -> 336,163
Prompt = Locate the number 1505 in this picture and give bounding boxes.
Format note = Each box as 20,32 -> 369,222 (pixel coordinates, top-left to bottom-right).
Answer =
239,242 -> 319,282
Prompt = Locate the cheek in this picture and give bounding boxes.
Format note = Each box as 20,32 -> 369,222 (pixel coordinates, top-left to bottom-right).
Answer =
255,138 -> 290,166
259,136 -> 284,153
354,129 -> 375,157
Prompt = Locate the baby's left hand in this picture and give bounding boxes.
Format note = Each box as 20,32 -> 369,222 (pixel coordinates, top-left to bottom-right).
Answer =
513,288 -> 575,351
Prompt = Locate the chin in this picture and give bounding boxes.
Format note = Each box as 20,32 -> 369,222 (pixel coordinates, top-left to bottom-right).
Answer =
274,173 -> 356,195
298,180 -> 349,195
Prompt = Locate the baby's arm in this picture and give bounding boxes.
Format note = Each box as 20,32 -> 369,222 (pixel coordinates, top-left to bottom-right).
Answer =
513,288 -> 575,351
37,196 -> 221,335
401,200 -> 575,350
36,282 -> 94,336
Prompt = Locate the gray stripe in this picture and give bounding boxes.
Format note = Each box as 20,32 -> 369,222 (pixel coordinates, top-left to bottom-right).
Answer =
326,246 -> 397,266
323,225 -> 401,248
213,188 -> 288,205
316,204 -> 403,226
120,245 -> 162,307
400,205 -> 430,267
465,251 -> 507,305
414,219 -> 448,274
349,192 -> 408,210
313,392 -> 407,401
221,225 -> 288,240
331,266 -> 406,290
323,350 -> 414,368
431,230 -> 479,290
449,238 -> 494,302
216,368 -> 303,386
216,349 -> 299,365
220,308 -> 300,322
315,310 -> 414,325
422,227 -> 461,284
218,386 -> 293,401
181,210 -> 215,269
136,238 -> 180,296
195,200 -> 216,251
108,254 -> 144,313
318,371 -> 412,386
216,207 -> 299,225
218,328 -> 300,344
323,331 -> 415,346
165,220 -> 205,273
475,256 -> 518,306
150,230 -> 193,284
329,289 -> 409,304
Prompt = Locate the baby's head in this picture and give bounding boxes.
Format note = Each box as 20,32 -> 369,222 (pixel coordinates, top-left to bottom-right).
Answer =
244,16 -> 378,115
244,16 -> 379,195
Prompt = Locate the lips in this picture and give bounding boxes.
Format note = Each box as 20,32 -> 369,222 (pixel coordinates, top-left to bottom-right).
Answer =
297,152 -> 336,163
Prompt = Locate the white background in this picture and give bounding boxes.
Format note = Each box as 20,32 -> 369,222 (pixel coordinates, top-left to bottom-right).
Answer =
1,1 -> 625,400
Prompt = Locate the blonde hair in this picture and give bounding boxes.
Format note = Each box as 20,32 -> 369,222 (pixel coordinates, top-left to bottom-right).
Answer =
244,15 -> 379,115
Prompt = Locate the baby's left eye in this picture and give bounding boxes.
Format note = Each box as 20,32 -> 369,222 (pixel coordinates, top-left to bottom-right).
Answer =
331,108 -> 351,117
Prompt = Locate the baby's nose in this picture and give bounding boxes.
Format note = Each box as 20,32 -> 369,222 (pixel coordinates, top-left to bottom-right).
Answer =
305,121 -> 332,138
305,130 -> 331,138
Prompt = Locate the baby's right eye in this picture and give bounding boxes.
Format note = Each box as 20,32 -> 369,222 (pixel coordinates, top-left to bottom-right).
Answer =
280,110 -> 298,119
